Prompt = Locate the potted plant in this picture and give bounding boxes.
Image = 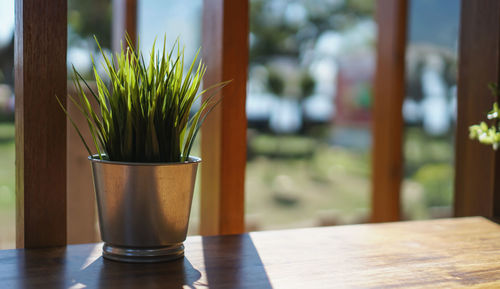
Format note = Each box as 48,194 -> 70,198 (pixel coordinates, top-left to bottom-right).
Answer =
59,36 -> 227,263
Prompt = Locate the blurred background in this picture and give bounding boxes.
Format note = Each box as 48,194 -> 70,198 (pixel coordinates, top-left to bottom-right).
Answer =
245,0 -> 459,230
0,0 -> 460,248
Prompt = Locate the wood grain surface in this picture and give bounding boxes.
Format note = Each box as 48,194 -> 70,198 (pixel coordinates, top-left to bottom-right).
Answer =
2,217 -> 500,288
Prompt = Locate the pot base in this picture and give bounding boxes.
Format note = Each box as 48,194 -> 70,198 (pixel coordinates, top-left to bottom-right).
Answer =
102,243 -> 184,263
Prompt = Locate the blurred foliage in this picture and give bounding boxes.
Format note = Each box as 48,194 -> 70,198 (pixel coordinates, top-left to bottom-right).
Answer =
403,127 -> 454,217
248,132 -> 370,178
310,144 -> 370,181
404,127 -> 454,177
250,0 -> 373,101
0,123 -> 14,208
245,133 -> 371,229
0,33 -> 14,86
300,72 -> 315,98
413,163 -> 453,207
68,0 -> 112,48
345,0 -> 375,15
0,112 -> 13,123
267,70 -> 285,96
405,47 -> 458,102
249,134 -> 316,158
249,0 -> 374,62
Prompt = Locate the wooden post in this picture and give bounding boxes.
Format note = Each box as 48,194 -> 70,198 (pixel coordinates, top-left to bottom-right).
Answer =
112,0 -> 137,52
15,0 -> 67,248
200,0 -> 248,235
454,0 -> 500,219
371,0 -> 408,222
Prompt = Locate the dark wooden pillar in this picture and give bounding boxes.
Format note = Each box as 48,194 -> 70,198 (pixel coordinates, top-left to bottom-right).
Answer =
112,0 -> 137,52
455,0 -> 500,219
200,0 -> 248,235
371,0 -> 408,222
15,0 -> 67,248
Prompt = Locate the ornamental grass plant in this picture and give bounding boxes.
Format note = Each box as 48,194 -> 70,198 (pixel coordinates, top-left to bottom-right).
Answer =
59,36 -> 228,163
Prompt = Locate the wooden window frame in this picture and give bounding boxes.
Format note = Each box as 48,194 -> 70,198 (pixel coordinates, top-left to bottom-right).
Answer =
454,0 -> 500,220
371,0 -> 408,222
112,0 -> 137,52
17,0 -> 492,245
199,0 -> 248,235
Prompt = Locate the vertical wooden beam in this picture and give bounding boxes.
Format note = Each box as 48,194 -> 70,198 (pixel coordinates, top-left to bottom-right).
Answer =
15,0 -> 67,248
112,0 -> 137,52
371,0 -> 408,222
455,0 -> 500,219
200,0 -> 248,235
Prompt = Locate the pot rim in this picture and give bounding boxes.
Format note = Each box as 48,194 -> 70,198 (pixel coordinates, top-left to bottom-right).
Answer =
88,154 -> 201,166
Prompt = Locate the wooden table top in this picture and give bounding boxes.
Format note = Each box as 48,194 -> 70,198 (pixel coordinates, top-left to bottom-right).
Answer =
2,217 -> 500,288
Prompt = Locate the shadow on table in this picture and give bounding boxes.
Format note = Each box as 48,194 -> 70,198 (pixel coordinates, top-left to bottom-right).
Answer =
202,234 -> 273,289
11,235 -> 272,289
94,256 -> 202,288
13,244 -> 201,289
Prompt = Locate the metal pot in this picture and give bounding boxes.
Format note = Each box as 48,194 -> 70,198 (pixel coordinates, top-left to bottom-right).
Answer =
89,155 -> 200,263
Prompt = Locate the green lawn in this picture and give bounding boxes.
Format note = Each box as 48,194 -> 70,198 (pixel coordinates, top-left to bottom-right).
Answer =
0,122 -> 15,249
245,128 -> 454,231
402,127 -> 454,219
245,134 -> 371,230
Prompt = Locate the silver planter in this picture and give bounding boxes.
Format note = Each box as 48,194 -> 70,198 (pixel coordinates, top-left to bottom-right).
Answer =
89,155 -> 200,263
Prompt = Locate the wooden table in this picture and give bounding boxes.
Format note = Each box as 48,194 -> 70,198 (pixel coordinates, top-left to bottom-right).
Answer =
2,217 -> 500,288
